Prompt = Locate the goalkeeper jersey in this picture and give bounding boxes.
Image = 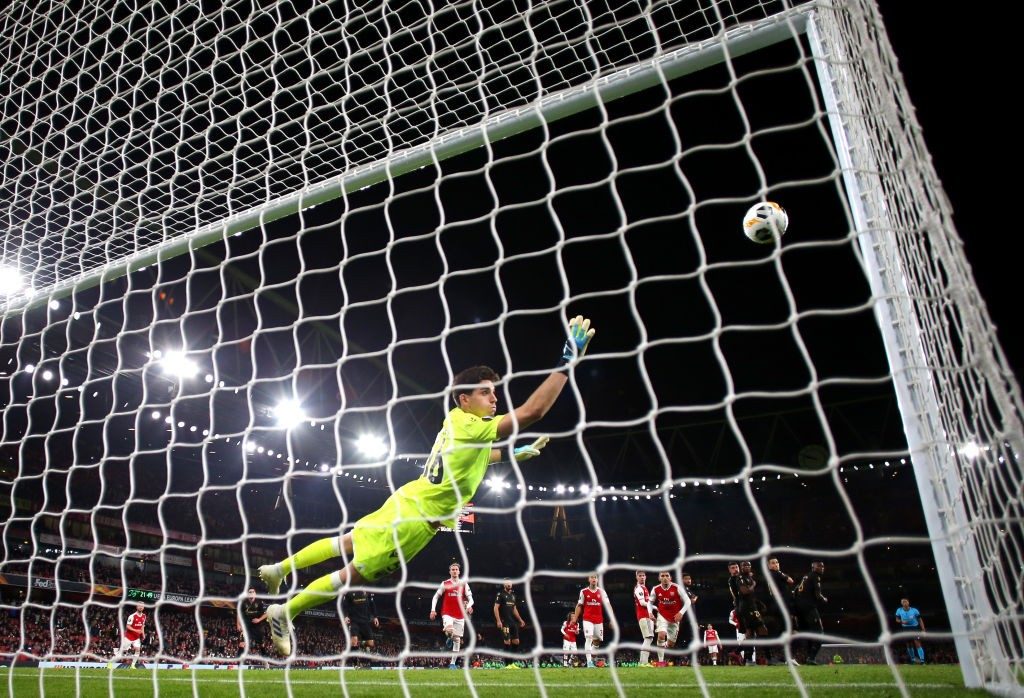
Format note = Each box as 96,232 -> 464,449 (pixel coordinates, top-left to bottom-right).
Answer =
404,408 -> 504,526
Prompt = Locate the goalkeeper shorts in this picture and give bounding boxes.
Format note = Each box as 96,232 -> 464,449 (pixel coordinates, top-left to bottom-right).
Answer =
351,490 -> 438,581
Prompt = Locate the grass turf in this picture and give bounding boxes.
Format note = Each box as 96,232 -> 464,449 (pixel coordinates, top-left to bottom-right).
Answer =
1,664 -> 990,697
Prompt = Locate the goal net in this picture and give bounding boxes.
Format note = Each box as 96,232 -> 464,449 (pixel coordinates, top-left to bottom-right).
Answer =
1,0 -> 1020,695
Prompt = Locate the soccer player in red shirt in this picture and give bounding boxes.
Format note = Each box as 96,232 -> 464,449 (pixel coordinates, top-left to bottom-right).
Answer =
429,562 -> 475,669
571,573 -> 611,668
560,612 -> 579,667
647,571 -> 690,666
118,603 -> 147,669
633,570 -> 654,666
704,623 -> 721,665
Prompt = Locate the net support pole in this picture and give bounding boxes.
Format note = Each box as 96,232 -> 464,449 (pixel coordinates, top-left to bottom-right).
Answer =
807,11 -> 1006,689
6,8 -> 810,316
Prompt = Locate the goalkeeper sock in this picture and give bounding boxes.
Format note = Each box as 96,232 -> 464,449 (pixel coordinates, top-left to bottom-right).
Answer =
279,536 -> 341,577
284,570 -> 343,619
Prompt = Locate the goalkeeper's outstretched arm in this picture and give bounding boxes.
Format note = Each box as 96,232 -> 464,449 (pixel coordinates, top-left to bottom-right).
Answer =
496,316 -> 595,441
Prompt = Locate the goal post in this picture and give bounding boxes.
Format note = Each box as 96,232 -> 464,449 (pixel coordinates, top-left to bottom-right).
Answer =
808,5 -> 1022,690
1,1 -> 1021,694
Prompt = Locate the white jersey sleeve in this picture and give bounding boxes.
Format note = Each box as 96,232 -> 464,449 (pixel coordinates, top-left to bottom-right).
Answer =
679,583 -> 692,617
464,583 -> 474,610
431,582 -> 445,613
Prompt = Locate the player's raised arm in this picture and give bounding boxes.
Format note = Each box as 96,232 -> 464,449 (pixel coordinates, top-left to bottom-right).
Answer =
496,316 -> 595,441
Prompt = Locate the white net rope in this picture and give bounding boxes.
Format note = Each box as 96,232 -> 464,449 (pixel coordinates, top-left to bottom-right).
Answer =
1,0 -> 780,299
812,1 -> 1023,688
1,0 -> 1021,695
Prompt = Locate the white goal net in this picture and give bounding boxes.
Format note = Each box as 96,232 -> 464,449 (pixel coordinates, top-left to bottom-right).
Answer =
1,0 -> 1021,695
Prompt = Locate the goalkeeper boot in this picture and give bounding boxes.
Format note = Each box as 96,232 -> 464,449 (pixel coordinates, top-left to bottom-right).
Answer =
259,565 -> 284,595
266,604 -> 292,656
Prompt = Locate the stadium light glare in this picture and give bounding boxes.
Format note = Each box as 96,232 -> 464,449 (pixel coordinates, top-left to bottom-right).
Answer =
503,481 -> 511,489
319,464 -> 329,473
960,441 -> 981,460
25,363 -> 35,374
273,399 -> 306,429
579,484 -> 590,494
41,369 -> 54,381
355,433 -> 388,458
151,411 -> 161,420
0,266 -> 25,295
554,484 -> 565,494
159,350 -> 199,379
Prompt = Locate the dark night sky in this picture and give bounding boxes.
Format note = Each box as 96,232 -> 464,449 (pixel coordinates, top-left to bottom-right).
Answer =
875,2 -> 1018,381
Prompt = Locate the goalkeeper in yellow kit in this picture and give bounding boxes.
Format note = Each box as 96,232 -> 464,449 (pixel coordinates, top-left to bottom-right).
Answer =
260,316 -> 596,655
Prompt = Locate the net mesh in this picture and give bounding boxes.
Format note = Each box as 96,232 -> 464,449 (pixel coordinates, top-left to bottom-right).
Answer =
2,0 -> 781,296
1,0 -> 1021,695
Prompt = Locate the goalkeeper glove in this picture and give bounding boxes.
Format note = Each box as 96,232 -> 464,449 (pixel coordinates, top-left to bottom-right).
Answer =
514,435 -> 550,462
556,315 -> 596,367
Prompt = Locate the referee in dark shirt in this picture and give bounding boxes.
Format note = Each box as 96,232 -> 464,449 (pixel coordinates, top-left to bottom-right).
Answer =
493,579 -> 527,666
237,588 -> 267,652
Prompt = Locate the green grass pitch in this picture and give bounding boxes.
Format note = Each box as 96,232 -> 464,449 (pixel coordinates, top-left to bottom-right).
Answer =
1,664 -> 989,697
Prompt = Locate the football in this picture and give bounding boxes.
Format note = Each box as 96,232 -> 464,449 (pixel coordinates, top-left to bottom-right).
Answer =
743,201 -> 788,244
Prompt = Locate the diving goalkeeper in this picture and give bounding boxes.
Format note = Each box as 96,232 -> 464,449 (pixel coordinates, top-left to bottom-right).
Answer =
260,316 -> 596,655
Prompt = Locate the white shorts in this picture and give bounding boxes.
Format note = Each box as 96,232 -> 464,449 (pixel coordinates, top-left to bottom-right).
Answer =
708,644 -> 721,655
655,616 -> 679,643
637,617 -> 654,639
442,615 -> 465,638
562,639 -> 576,652
121,637 -> 141,651
582,620 -> 603,642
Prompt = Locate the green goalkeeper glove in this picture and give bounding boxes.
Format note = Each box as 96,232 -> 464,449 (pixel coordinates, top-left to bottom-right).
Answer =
514,436 -> 550,462
556,315 -> 596,367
